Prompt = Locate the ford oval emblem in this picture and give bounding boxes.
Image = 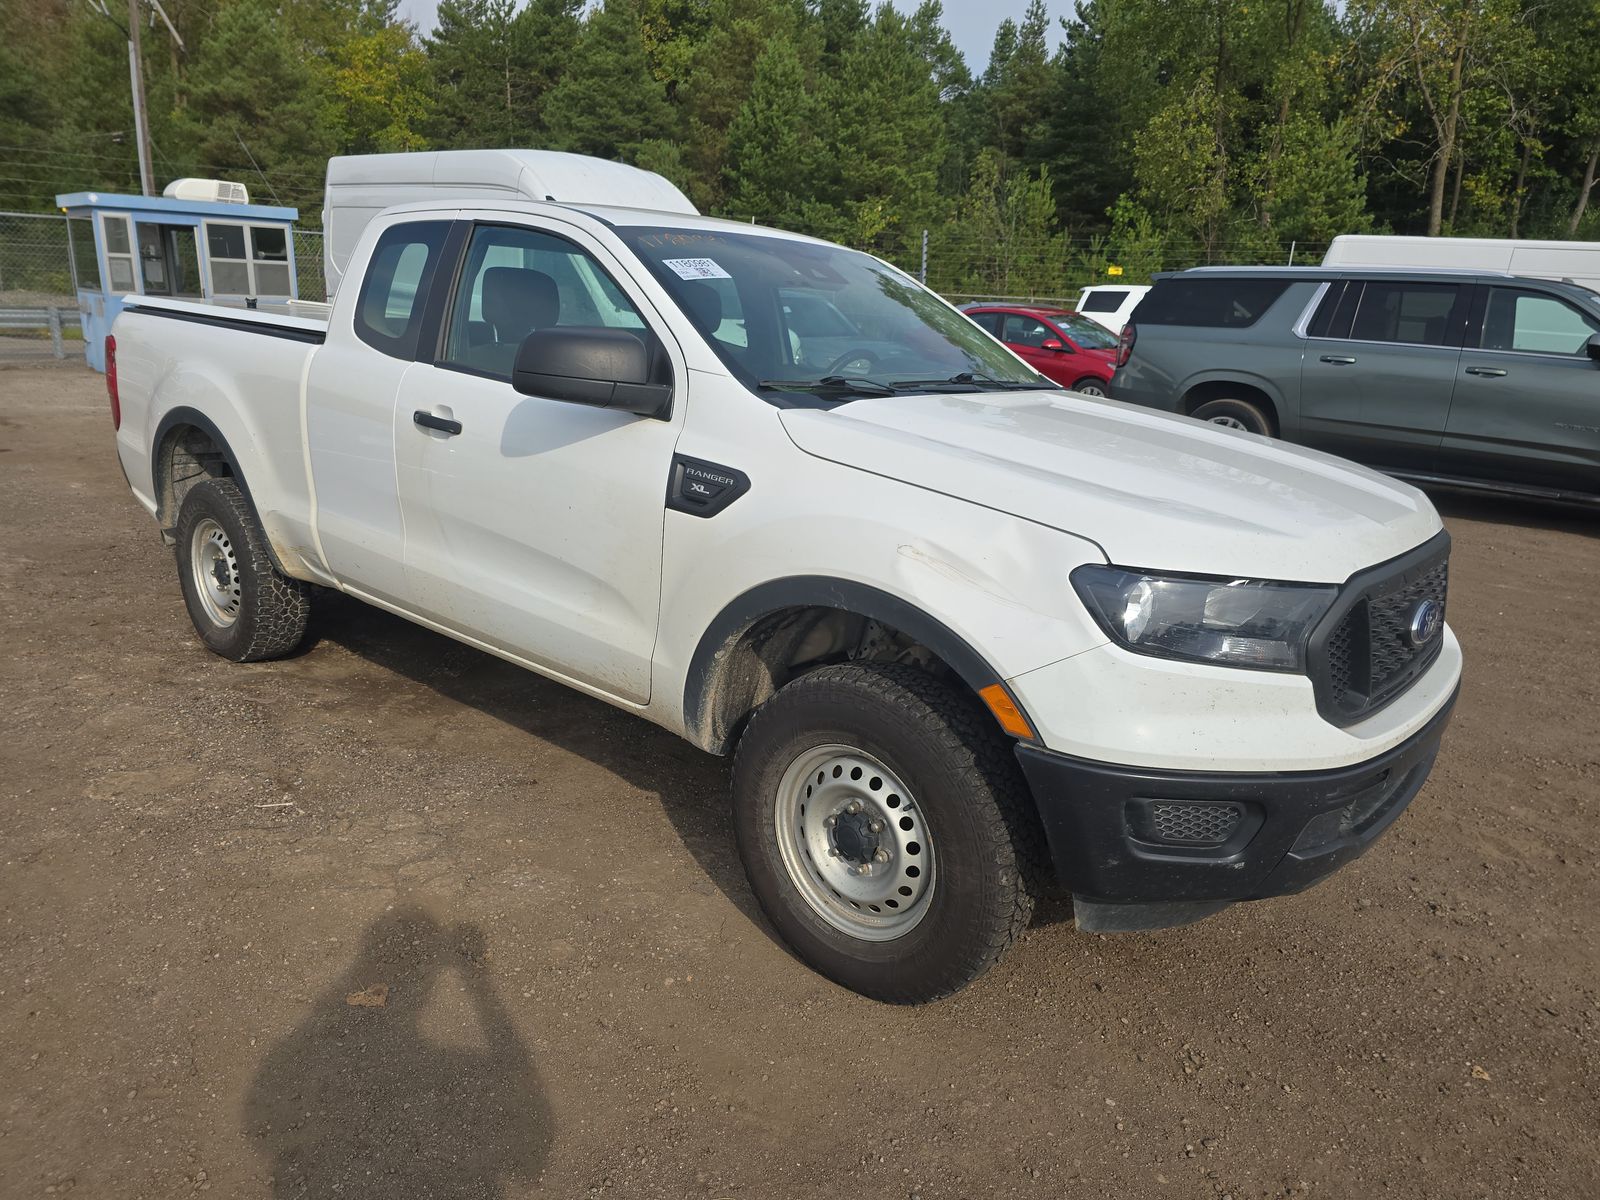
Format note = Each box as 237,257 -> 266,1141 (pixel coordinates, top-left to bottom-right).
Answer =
1408,599 -> 1443,647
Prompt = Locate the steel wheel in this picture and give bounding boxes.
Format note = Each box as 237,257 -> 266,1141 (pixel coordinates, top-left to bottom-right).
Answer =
773,744 -> 935,942
190,516 -> 241,627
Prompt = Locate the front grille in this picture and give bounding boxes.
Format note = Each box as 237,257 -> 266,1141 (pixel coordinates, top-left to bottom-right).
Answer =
1148,801 -> 1243,845
1313,535 -> 1449,725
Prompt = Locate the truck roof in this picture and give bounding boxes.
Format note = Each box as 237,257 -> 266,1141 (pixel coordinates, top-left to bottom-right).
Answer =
326,149 -> 697,216
371,196 -> 834,245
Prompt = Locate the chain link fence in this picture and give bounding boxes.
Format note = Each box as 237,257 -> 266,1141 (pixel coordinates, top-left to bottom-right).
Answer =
0,212 -> 81,362
293,229 -> 325,302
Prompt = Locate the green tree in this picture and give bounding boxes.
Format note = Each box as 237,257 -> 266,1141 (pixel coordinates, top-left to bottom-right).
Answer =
326,22 -> 435,153
426,0 -> 580,148
176,0 -> 336,209
944,147 -> 1066,296
677,0 -> 807,209
811,4 -> 949,249
723,34 -> 822,225
543,0 -> 675,164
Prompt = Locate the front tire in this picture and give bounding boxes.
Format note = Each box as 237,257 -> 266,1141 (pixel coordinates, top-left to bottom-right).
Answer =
174,478 -> 310,662
1072,377 -> 1108,397
1190,396 -> 1276,436
733,663 -> 1039,1003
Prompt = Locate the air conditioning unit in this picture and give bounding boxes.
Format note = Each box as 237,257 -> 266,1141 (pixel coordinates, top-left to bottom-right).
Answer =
162,178 -> 250,205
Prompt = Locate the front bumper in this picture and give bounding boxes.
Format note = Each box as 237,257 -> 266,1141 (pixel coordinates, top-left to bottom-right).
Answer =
1015,687 -> 1457,931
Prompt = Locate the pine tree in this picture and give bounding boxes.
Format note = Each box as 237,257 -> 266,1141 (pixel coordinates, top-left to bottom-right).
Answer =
542,0 -> 675,164
427,0 -> 580,148
723,35 -> 820,225
176,0 -> 335,209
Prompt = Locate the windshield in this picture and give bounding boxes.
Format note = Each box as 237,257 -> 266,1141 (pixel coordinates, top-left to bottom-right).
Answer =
1054,313 -> 1119,349
617,226 -> 1049,401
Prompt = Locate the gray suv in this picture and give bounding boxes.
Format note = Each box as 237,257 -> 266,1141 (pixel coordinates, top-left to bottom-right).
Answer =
1111,267 -> 1600,504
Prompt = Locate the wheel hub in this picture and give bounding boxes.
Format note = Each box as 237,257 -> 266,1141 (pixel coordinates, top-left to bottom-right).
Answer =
828,807 -> 879,864
773,745 -> 935,941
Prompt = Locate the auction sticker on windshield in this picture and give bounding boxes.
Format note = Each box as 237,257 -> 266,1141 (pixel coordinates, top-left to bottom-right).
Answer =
663,257 -> 732,280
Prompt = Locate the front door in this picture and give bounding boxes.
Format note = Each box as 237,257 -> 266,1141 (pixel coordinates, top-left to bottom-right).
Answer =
1001,313 -> 1074,386
1441,285 -> 1600,494
393,217 -> 683,703
1298,278 -> 1469,468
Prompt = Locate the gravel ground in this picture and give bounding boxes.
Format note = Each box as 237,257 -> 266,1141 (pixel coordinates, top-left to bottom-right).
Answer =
2,366 -> 1597,1199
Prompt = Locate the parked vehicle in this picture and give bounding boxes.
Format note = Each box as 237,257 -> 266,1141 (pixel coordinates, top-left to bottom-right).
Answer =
1074,283 -> 1151,334
1112,266 -> 1600,505
961,304 -> 1119,394
1324,234 -> 1600,293
108,156 -> 1460,1002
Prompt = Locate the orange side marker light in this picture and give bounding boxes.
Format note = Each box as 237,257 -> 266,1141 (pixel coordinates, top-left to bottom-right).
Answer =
979,683 -> 1035,740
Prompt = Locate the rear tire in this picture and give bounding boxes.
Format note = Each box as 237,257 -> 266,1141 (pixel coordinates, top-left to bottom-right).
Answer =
733,663 -> 1040,1003
1190,397 -> 1275,436
174,478 -> 310,662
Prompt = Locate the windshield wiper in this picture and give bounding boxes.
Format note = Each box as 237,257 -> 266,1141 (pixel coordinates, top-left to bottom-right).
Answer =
890,372 -> 1058,392
758,376 -> 898,397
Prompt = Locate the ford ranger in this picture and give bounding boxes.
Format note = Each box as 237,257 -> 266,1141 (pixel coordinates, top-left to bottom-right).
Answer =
107,161 -> 1460,1002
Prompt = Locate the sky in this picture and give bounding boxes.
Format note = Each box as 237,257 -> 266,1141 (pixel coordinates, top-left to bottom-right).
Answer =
393,0 -> 1070,74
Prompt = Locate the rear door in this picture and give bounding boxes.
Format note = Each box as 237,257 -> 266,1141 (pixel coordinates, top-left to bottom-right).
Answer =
1298,277 -> 1470,467
307,216 -> 457,604
1440,285 -> 1600,494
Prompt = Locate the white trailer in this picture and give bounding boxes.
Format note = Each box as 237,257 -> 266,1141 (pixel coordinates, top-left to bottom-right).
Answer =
1323,234 -> 1600,292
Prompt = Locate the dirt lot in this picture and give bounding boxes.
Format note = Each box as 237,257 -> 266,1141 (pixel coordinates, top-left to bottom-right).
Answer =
2,365 -> 1597,1199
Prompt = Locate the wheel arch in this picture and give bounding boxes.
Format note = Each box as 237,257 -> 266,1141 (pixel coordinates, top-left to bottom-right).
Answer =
1179,375 -> 1283,429
682,576 -> 1031,756
151,406 -> 289,574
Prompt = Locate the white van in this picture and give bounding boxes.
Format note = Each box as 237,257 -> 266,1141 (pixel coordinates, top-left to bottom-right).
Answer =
1074,284 -> 1151,334
1323,235 -> 1600,292
320,149 -> 698,298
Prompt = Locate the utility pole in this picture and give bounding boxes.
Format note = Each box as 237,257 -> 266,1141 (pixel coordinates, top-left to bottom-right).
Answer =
126,0 -> 155,195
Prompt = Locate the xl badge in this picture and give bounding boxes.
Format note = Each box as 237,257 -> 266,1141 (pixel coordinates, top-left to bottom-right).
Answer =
1407,599 -> 1443,647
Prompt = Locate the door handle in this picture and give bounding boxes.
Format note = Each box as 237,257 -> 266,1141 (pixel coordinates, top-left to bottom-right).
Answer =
413,410 -> 463,436
1464,366 -> 1508,378
1319,355 -> 1358,365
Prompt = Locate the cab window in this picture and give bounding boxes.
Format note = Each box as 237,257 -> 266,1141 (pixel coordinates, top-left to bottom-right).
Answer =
1480,288 -> 1600,356
353,221 -> 451,360
440,224 -> 646,381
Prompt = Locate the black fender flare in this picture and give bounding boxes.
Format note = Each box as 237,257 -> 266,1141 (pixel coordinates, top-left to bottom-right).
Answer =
682,575 -> 1031,753
151,406 -> 287,573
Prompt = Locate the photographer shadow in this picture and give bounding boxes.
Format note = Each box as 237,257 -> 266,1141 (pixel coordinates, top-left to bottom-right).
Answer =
243,905 -> 550,1199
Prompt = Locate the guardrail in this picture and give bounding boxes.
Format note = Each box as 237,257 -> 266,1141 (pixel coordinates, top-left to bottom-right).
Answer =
0,306 -> 83,360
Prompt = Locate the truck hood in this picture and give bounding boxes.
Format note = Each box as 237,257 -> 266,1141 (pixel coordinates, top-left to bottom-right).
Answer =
779,391 -> 1441,582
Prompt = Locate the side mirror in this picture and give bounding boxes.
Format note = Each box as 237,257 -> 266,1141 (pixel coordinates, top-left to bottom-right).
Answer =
1587,332 -> 1600,363
512,327 -> 672,419
1040,338 -> 1068,352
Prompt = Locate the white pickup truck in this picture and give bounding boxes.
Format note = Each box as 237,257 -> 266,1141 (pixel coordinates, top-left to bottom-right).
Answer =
108,153 -> 1460,1002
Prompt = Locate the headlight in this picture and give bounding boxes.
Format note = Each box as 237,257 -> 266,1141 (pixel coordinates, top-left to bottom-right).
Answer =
1071,566 -> 1336,671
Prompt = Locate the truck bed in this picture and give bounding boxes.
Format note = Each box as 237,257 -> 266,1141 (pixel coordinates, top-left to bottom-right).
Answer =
123,295 -> 329,341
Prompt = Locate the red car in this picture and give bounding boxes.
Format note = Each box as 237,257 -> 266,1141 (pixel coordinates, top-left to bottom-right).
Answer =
961,304 -> 1120,396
